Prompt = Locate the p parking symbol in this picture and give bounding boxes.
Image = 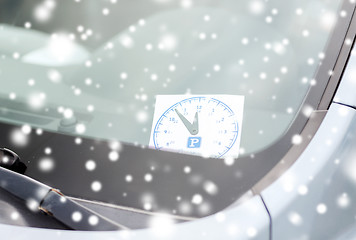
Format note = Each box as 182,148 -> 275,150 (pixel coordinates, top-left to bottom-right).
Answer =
187,137 -> 202,148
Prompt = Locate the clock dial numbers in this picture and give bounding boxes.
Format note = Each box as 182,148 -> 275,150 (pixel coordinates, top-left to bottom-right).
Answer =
152,97 -> 240,158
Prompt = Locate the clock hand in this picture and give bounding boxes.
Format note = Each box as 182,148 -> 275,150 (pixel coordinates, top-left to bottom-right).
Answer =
175,109 -> 199,135
191,111 -> 199,135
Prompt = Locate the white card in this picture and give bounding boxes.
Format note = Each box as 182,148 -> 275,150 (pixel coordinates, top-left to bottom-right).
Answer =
149,95 -> 244,158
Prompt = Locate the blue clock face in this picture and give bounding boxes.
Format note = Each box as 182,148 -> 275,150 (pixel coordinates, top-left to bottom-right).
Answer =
152,97 -> 239,158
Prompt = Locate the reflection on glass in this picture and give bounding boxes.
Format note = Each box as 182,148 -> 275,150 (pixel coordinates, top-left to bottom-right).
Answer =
0,0 -> 343,155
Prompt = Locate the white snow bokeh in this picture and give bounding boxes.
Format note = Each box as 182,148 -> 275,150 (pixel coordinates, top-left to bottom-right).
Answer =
91,181 -> 102,192
0,2 -> 352,235
10,129 -> 29,147
71,211 -> 83,222
149,214 -> 176,237
108,151 -> 119,161
22,33 -> 89,66
38,157 -> 55,172
288,211 -> 303,226
85,160 -> 96,171
34,1 -> 55,22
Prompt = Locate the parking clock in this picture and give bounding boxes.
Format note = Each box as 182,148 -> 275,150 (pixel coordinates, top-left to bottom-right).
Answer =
149,95 -> 244,158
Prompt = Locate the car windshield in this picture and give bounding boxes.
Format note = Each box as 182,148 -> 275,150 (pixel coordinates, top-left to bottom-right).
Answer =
0,0 -> 344,156
0,0 -> 350,220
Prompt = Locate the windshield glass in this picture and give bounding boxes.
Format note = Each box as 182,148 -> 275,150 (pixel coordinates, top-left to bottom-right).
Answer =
0,0 -> 344,157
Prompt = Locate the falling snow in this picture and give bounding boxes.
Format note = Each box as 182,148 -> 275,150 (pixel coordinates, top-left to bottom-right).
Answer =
0,0 -> 353,236
85,160 -> 96,171
316,203 -> 327,214
71,211 -> 82,222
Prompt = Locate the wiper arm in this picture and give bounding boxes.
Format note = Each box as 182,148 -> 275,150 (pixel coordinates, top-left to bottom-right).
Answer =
0,148 -> 128,231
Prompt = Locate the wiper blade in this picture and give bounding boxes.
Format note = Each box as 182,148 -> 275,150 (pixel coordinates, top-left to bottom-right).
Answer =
0,148 -> 128,231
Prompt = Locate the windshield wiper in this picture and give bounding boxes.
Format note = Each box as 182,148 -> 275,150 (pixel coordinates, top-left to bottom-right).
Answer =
0,148 -> 128,231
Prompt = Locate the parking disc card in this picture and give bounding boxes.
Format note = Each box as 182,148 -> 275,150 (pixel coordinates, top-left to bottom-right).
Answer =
149,95 -> 244,158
